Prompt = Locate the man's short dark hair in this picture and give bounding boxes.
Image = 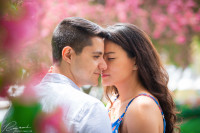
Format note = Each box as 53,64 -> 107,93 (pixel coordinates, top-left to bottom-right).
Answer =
51,17 -> 106,63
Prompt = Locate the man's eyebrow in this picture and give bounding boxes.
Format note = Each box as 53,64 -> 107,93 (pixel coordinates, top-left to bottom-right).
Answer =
92,51 -> 103,55
104,52 -> 115,55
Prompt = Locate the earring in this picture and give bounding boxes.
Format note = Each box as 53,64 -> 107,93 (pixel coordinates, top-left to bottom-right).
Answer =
133,65 -> 138,70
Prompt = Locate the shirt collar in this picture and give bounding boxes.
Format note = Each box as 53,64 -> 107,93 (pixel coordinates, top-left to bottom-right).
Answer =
41,73 -> 80,91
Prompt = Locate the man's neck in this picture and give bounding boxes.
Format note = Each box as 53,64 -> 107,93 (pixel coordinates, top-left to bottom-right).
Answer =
52,64 -> 80,88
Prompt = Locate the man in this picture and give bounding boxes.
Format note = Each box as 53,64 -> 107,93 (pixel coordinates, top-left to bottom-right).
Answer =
35,17 -> 112,132
1,17 -> 112,133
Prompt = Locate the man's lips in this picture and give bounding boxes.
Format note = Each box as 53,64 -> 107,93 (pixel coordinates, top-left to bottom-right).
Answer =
94,73 -> 100,75
101,74 -> 110,78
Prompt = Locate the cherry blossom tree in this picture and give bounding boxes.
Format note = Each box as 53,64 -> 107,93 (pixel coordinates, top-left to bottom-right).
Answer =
0,0 -> 200,97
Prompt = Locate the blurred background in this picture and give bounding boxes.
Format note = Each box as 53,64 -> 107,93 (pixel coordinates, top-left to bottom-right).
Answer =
0,0 -> 200,132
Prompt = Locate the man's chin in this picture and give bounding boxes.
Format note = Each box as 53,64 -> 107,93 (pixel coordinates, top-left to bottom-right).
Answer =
82,81 -> 98,87
91,81 -> 99,86
89,82 -> 98,87
92,84 -> 98,87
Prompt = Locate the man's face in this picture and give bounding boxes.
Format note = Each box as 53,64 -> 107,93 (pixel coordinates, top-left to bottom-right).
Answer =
70,37 -> 107,87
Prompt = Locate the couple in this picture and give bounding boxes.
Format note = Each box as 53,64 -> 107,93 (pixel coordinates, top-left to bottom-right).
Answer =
44,17 -> 176,133
2,17 -> 177,133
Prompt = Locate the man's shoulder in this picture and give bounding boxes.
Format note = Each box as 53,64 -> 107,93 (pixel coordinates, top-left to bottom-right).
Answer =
35,81 -> 104,111
67,88 -> 105,113
76,90 -> 101,104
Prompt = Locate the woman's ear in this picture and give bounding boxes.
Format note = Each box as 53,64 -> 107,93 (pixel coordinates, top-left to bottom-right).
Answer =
62,46 -> 73,63
132,57 -> 138,70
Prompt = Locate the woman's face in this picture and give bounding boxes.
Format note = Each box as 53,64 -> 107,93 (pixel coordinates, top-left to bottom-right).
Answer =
102,40 -> 135,86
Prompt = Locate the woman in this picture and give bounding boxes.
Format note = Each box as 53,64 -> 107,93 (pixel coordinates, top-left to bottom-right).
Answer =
102,23 -> 179,133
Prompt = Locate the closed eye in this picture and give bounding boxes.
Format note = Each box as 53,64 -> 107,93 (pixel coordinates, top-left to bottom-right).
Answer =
93,56 -> 100,59
108,58 -> 115,61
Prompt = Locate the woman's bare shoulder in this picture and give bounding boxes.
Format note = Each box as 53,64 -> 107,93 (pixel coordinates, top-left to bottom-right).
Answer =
124,95 -> 162,133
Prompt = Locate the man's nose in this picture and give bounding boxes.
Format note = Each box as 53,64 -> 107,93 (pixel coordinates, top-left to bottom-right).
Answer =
99,57 -> 107,71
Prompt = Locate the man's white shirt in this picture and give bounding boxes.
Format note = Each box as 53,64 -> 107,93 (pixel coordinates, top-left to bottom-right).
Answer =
35,73 -> 112,133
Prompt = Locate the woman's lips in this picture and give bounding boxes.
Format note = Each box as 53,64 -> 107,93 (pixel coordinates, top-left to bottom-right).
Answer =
101,74 -> 110,78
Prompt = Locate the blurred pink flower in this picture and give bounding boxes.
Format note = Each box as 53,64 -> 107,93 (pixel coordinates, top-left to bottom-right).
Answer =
106,0 -> 117,7
167,4 -> 178,14
36,107 -> 68,133
0,0 -> 42,54
193,25 -> 200,32
170,22 -> 181,33
153,30 -> 161,39
175,35 -> 186,44
185,0 -> 196,9
158,0 -> 170,5
116,2 -> 128,22
0,85 -> 9,97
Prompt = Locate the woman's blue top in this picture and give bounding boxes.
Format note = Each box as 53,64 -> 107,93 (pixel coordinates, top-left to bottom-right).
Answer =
108,93 -> 166,133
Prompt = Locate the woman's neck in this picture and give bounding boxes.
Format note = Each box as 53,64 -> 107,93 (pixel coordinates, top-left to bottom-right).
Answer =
115,75 -> 146,103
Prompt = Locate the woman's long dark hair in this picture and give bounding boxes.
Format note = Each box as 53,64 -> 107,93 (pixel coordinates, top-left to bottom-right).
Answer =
104,23 -> 179,133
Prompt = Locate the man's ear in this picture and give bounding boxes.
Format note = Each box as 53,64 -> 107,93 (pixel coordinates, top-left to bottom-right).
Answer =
62,46 -> 73,63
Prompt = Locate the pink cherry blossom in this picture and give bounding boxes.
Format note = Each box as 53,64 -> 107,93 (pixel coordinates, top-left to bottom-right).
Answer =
175,35 -> 187,44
